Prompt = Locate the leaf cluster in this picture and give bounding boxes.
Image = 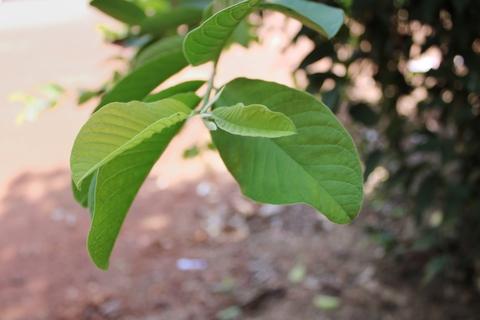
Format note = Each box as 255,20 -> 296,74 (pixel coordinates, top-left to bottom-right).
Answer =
70,0 -> 363,269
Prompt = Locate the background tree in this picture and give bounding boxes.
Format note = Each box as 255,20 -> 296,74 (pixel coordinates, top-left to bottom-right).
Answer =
296,0 -> 480,284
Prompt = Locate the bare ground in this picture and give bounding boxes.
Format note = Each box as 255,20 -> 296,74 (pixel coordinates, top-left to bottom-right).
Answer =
0,164 -> 479,320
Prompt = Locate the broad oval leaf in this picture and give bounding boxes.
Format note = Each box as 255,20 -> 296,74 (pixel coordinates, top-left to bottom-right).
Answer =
71,99 -> 191,188
212,103 -> 297,137
71,91 -> 201,209
134,35 -> 185,66
90,0 -> 146,25
183,0 -> 262,66
211,78 -> 363,224
84,97 -> 199,270
258,0 -> 344,39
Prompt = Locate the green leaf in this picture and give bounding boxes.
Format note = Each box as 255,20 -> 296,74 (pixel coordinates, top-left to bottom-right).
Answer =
178,0 -> 213,10
165,92 -> 201,108
211,103 -> 297,137
183,0 -> 262,66
288,262 -> 307,283
140,7 -> 203,35
258,0 -> 344,39
84,98 -> 198,270
313,295 -> 341,310
78,89 -> 104,105
71,91 -> 198,209
87,124 -> 181,270
95,47 -> 188,112
213,0 -> 244,13
144,80 -> 205,102
203,118 -> 218,131
71,99 -> 191,188
87,170 -> 98,220
211,78 -> 363,224
90,0 -> 146,25
71,174 -> 93,208
134,36 -> 185,66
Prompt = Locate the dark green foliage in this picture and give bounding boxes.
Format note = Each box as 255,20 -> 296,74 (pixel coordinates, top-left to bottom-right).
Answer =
296,0 -> 480,283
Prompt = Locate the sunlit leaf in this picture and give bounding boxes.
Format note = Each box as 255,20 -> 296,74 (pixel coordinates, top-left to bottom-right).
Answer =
212,103 -> 297,137
71,99 -> 191,188
183,0 -> 262,66
211,78 -> 363,224
134,35 -> 185,66
71,93 -> 199,210
90,0 -> 146,25
79,98 -> 197,270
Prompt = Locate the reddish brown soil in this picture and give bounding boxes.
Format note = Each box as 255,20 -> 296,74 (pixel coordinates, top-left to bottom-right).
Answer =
1,164 -> 479,320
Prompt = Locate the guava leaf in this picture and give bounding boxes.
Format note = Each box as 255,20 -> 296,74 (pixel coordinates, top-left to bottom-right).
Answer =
71,91 -> 200,209
183,0 -> 262,66
212,103 -> 296,137
211,78 -> 363,224
144,81 -> 205,102
178,0 -> 212,9
71,174 -> 93,208
164,92 -> 201,108
87,170 -> 98,220
90,0 -> 146,25
258,0 -> 344,39
95,47 -> 188,112
82,98 -> 198,270
87,124 -> 182,270
140,7 -> 203,35
134,36 -> 185,66
71,99 -> 191,188
213,0 -> 244,13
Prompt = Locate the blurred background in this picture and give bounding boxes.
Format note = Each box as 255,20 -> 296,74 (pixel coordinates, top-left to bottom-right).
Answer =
0,0 -> 479,319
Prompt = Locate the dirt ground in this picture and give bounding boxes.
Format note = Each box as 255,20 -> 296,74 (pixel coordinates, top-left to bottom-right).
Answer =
1,141 -> 479,320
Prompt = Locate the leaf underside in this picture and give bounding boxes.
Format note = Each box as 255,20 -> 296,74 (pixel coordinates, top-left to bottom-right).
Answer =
212,103 -> 297,137
211,78 -> 363,224
258,0 -> 344,39
87,123 -> 182,270
78,98 -> 198,270
90,0 -> 146,25
71,99 -> 192,188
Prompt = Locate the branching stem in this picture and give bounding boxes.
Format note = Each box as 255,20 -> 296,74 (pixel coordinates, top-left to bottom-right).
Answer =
200,63 -> 218,114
